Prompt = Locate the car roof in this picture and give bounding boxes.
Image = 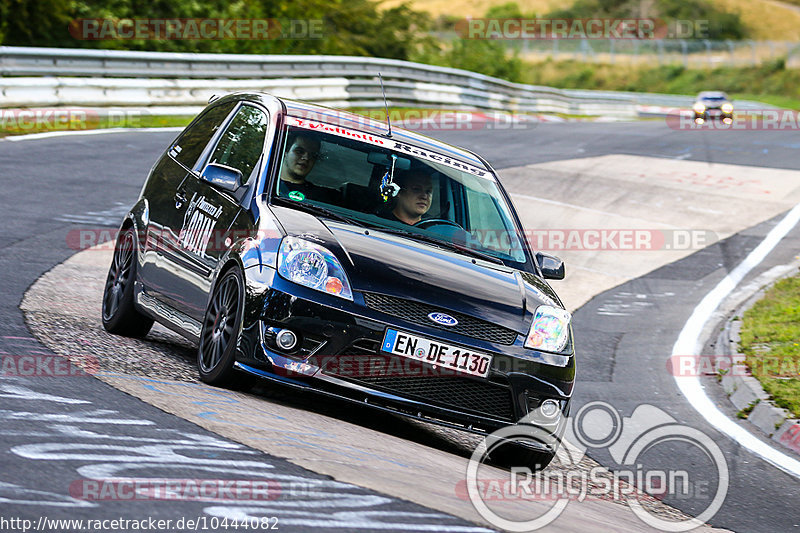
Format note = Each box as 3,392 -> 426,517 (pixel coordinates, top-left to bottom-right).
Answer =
697,91 -> 729,99
219,91 -> 489,169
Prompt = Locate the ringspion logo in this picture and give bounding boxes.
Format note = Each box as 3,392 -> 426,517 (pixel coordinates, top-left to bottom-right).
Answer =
464,401 -> 729,531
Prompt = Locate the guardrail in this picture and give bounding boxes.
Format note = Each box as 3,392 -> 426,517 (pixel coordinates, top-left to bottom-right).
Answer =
509,38 -> 800,68
0,46 -> 774,116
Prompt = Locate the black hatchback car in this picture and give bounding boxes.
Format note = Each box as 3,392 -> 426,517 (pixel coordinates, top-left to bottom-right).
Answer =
102,92 -> 575,467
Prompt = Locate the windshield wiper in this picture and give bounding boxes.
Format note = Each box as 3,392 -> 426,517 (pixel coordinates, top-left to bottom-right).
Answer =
449,242 -> 506,265
273,197 -> 366,227
375,226 -> 505,265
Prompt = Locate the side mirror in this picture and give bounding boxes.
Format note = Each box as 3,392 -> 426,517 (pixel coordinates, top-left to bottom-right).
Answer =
201,163 -> 242,192
536,252 -> 565,280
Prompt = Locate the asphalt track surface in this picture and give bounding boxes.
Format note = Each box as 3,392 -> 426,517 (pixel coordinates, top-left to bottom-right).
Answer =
2,122 -> 800,531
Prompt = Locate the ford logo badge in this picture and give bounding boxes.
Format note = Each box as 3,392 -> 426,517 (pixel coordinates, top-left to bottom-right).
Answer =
428,312 -> 458,327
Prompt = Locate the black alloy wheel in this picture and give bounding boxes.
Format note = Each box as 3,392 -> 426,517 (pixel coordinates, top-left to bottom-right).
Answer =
198,268 -> 246,385
101,227 -> 153,337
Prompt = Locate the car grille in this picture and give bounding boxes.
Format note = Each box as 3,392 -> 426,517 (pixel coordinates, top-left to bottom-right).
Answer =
361,292 -> 518,345
329,340 -> 516,422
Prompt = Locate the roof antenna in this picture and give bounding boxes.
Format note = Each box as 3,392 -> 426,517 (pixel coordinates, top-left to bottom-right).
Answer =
379,73 -> 392,138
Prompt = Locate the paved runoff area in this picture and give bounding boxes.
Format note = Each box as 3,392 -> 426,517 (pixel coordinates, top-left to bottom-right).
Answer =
500,154 -> 800,311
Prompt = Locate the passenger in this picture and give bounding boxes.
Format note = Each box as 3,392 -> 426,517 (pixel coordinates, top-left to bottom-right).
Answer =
382,170 -> 433,225
278,132 -> 338,203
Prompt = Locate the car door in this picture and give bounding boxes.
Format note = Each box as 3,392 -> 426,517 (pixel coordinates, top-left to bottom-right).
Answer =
139,100 -> 237,305
169,103 -> 270,321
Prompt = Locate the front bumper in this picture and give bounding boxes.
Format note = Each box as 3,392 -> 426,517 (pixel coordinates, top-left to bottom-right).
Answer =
694,108 -> 733,121
235,266 -> 575,434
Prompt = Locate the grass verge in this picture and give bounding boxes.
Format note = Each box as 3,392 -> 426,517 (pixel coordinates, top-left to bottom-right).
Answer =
518,59 -> 800,108
738,275 -> 800,417
0,114 -> 194,138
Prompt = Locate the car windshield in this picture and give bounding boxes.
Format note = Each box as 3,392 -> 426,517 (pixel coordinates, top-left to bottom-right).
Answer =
271,120 -> 530,267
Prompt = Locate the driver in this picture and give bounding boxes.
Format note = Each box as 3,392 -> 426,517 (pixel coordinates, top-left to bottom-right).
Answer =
383,170 -> 433,225
278,132 -> 339,204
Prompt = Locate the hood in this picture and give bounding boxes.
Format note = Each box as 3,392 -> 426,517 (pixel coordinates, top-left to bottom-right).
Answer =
270,205 -> 562,334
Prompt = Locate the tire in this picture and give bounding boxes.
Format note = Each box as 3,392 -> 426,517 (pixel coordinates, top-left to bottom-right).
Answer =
488,441 -> 556,472
198,267 -> 247,386
102,227 -> 154,337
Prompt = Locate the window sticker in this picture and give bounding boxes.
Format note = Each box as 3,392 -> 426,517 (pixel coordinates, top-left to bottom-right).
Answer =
285,116 -> 492,180
179,193 -> 222,255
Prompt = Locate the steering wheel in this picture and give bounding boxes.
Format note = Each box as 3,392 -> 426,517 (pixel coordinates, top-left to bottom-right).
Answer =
415,218 -> 464,230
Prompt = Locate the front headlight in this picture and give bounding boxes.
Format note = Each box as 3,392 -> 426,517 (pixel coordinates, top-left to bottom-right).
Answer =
277,237 -> 353,300
524,305 -> 571,353
692,102 -> 706,114
721,103 -> 733,113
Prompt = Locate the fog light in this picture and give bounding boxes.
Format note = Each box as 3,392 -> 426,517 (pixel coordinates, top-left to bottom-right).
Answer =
276,329 -> 298,351
540,399 -> 560,418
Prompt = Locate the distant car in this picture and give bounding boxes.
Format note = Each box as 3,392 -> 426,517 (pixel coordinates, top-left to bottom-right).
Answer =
693,91 -> 733,124
101,92 -> 575,468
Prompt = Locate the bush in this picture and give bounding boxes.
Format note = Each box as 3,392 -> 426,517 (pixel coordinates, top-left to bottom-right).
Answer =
547,0 -> 747,40
0,0 -> 434,59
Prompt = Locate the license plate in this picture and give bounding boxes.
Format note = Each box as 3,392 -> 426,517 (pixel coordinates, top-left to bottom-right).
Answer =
380,329 -> 492,378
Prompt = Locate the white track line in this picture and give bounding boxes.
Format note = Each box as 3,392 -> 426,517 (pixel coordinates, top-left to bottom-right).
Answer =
2,127 -> 183,142
672,202 -> 800,478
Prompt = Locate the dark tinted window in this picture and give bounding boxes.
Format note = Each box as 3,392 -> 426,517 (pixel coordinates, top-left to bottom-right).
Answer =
171,101 -> 236,168
207,105 -> 268,185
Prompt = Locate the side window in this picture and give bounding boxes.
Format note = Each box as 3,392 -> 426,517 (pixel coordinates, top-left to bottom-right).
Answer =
207,105 -> 268,185
170,101 -> 237,169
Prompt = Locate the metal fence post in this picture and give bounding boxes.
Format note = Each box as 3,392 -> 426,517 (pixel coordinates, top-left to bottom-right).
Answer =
681,40 -> 688,67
